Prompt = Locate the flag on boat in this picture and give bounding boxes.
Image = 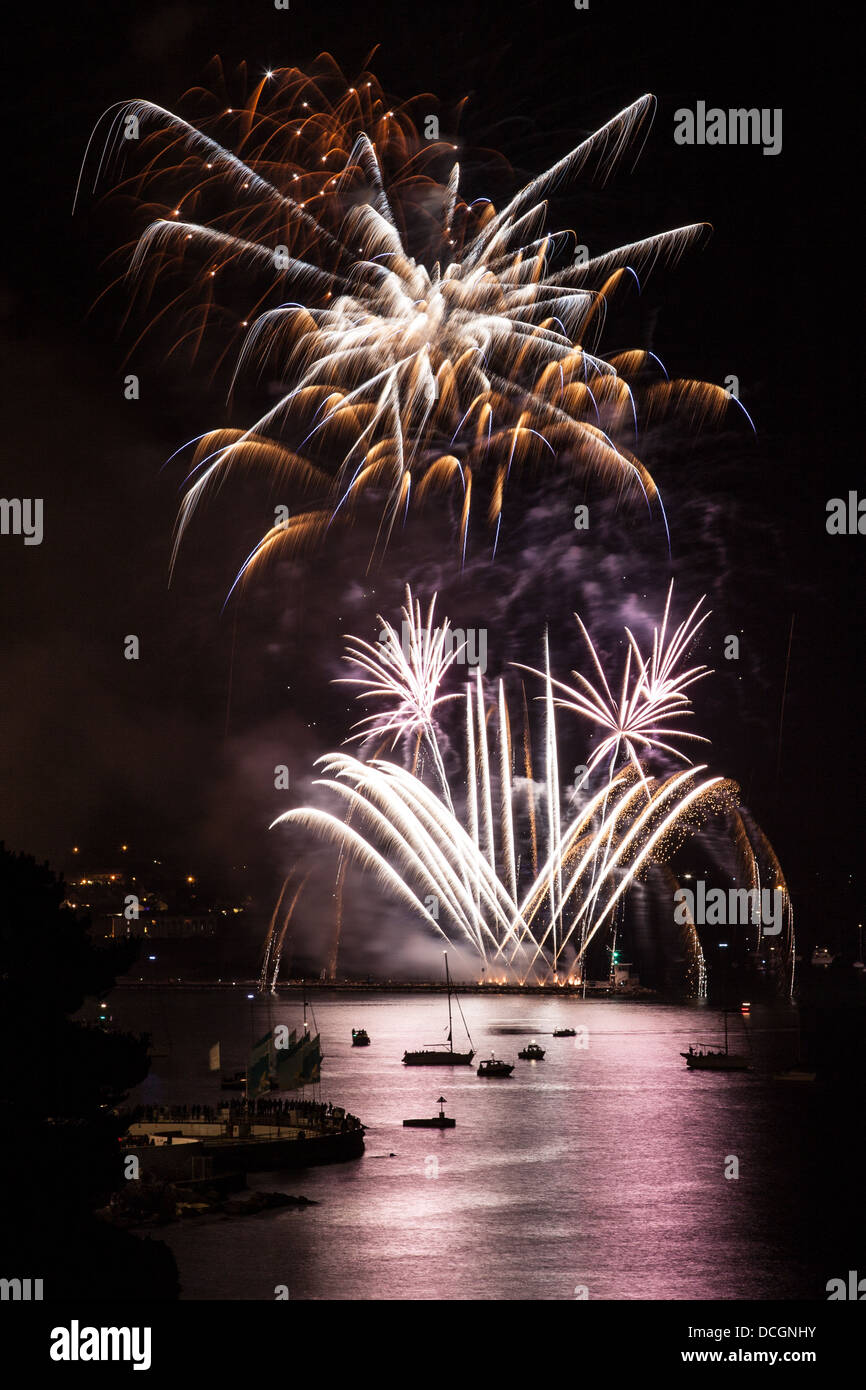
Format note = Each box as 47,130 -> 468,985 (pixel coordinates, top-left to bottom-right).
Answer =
247,1031 -> 273,1096
273,1027 -> 322,1090
298,1031 -> 322,1086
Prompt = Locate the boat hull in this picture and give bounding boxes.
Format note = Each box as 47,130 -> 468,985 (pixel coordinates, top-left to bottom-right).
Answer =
681,1052 -> 750,1071
402,1050 -> 475,1066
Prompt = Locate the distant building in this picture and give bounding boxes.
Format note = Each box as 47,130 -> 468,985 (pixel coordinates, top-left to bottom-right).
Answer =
73,868 -> 125,886
104,913 -> 219,940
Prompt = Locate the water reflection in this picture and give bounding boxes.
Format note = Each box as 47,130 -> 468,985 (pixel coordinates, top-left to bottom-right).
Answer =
110,990 -> 845,1300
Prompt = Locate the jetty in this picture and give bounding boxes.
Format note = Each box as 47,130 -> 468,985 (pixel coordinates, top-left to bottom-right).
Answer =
123,1098 -> 365,1180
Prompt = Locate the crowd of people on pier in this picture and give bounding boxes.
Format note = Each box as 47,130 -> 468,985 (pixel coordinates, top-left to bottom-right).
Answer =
135,1097 -> 363,1132
228,1096 -> 363,1132
233,1096 -> 337,1122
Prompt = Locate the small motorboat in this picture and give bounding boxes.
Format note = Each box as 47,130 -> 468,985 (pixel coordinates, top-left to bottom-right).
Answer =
352,1028 -> 371,1046
477,1057 -> 514,1077
403,1096 -> 456,1128
518,1041 -> 546,1060
552,1027 -> 576,1038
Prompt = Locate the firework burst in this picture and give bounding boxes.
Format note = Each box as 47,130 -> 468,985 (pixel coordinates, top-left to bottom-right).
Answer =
80,55 -> 752,575
339,584 -> 463,802
269,589 -> 783,986
522,581 -> 712,792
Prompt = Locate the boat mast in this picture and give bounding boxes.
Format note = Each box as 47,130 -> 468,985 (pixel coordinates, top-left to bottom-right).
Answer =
444,951 -> 453,1051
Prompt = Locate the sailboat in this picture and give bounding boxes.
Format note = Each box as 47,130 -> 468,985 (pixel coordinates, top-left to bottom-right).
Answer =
681,1010 -> 751,1071
403,953 -> 475,1065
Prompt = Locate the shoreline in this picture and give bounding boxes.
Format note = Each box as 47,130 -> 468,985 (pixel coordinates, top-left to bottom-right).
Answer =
115,978 -> 659,998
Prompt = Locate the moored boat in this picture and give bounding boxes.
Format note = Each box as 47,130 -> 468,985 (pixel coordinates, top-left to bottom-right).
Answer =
403,953 -> 475,1065
404,1048 -> 475,1065
681,1045 -> 750,1072
552,1027 -> 576,1038
681,1011 -> 751,1071
477,1057 -> 514,1077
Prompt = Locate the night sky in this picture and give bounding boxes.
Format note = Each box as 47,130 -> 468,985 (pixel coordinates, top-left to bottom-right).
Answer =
1,0 -> 861,969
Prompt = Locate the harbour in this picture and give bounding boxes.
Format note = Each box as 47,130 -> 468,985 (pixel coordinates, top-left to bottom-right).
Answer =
106,986 -> 857,1301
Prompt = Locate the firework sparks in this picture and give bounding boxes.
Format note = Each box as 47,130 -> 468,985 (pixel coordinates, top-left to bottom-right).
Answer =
521,581 -> 712,791
270,591 -> 769,985
80,56 -> 751,574
338,584 -> 463,799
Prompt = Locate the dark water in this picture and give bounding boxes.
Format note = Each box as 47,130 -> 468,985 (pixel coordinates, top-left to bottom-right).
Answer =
110,989 -> 854,1300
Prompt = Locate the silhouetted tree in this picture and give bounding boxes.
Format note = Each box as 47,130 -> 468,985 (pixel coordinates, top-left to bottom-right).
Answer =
0,843 -> 179,1299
